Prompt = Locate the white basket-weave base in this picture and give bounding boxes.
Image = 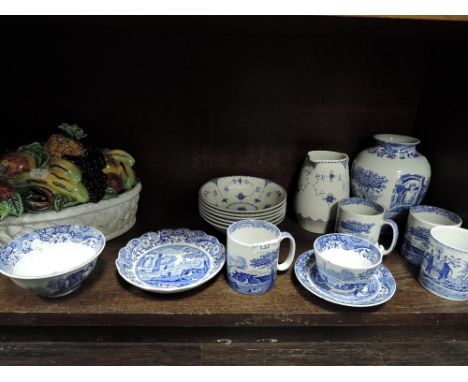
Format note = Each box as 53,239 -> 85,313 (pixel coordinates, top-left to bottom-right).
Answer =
0,183 -> 142,245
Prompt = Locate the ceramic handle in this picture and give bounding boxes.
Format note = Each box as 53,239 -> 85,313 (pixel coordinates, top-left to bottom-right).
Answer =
380,219 -> 399,256
277,232 -> 296,271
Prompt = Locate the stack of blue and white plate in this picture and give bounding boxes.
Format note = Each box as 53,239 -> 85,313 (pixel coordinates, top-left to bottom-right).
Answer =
198,176 -> 287,233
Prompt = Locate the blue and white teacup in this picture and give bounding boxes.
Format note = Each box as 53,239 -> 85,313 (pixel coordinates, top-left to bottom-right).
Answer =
335,197 -> 398,256
401,205 -> 462,266
314,233 -> 382,294
227,219 -> 296,295
419,226 -> 468,301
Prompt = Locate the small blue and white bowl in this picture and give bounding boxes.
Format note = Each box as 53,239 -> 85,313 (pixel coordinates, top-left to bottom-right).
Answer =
313,233 -> 382,294
0,224 -> 105,298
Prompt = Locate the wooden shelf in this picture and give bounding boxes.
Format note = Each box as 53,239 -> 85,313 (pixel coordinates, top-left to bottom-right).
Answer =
1,215 -> 467,365
346,15 -> 468,22
1,215 -> 466,328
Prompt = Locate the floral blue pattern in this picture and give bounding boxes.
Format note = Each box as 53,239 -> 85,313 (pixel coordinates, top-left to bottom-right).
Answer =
116,229 -> 225,293
351,166 -> 388,202
368,142 -> 421,159
0,224 -> 105,298
294,251 -> 396,307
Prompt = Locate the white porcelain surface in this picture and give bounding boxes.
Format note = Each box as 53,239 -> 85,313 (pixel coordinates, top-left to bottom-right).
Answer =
418,226 -> 468,301
351,134 -> 431,224
402,205 -> 462,266
295,151 -> 350,234
226,220 -> 295,294
0,224 -> 106,297
199,176 -> 287,213
335,197 -> 399,256
116,229 -> 225,294
0,182 -> 142,246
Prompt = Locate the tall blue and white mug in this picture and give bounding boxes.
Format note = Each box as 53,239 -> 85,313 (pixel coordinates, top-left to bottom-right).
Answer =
419,226 -> 468,301
227,219 -> 296,295
401,205 -> 462,266
335,197 -> 399,256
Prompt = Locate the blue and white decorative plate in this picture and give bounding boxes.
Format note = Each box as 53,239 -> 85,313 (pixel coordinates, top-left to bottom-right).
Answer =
294,250 -> 396,307
116,229 -> 226,293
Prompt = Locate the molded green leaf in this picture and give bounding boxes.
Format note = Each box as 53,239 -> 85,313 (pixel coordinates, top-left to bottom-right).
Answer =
7,192 -> 24,216
58,123 -> 87,140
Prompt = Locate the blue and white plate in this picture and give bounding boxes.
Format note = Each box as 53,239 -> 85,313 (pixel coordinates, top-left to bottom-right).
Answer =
294,250 -> 396,307
116,229 -> 226,293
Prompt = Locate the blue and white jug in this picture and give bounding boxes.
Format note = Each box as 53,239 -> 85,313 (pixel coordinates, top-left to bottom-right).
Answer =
294,151 -> 350,234
351,134 -> 431,225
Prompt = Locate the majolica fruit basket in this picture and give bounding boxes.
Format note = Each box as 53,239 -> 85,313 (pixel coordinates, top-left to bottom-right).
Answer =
0,123 -> 141,245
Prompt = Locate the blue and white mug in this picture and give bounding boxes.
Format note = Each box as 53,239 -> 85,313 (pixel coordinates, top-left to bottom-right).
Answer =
401,205 -> 462,266
335,197 -> 398,256
419,226 -> 468,301
227,219 -> 296,295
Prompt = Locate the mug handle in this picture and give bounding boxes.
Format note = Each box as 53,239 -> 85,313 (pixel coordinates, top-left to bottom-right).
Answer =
277,232 -> 296,271
379,219 -> 399,256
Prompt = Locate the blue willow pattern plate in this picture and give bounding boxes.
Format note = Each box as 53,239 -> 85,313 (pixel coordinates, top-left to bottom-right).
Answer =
294,250 -> 396,307
116,229 -> 225,293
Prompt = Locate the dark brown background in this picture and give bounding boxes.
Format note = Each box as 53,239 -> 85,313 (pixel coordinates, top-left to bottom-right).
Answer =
1,16 -> 468,224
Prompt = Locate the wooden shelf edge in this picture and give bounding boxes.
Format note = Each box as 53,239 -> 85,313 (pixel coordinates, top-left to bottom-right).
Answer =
1,311 -> 467,327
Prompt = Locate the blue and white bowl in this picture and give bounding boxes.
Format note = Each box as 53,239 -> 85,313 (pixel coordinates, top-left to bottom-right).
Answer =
199,175 -> 288,233
313,233 -> 382,294
0,224 -> 105,298
199,176 -> 287,214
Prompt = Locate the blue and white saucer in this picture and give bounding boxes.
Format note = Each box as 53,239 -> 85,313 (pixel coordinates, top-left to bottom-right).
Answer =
294,250 -> 396,307
116,229 -> 225,293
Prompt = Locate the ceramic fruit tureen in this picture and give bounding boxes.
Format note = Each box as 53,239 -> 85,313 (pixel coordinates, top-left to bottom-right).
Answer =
0,123 -> 141,244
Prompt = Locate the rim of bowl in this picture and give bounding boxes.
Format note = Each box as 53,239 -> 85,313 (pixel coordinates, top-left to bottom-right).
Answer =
198,175 -> 287,214
198,195 -> 287,217
200,208 -> 285,225
0,224 -> 106,280
410,205 -> 462,227
430,226 -> 468,254
313,233 -> 382,270
201,210 -> 285,228
199,199 -> 286,219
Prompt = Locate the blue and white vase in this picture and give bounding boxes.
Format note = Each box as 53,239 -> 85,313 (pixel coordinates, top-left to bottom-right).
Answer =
294,151 -> 350,234
351,134 -> 431,225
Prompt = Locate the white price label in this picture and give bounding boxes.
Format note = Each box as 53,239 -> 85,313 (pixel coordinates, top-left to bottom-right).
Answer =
29,169 -> 49,179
